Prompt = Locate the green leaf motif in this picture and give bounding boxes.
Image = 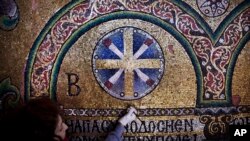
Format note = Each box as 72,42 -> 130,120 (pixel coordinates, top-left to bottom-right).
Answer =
0,78 -> 20,110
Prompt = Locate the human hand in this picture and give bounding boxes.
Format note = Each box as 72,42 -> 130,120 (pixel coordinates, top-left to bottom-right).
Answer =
118,106 -> 137,126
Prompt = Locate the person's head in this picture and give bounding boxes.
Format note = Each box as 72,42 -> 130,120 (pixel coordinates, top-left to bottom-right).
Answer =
0,97 -> 68,141
21,97 -> 68,141
23,97 -> 68,141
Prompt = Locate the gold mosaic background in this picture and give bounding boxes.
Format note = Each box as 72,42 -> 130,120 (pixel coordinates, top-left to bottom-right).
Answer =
233,42 -> 250,105
0,0 -> 250,139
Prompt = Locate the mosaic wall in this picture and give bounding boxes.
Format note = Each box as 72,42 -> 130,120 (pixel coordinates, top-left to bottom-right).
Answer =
0,0 -> 250,140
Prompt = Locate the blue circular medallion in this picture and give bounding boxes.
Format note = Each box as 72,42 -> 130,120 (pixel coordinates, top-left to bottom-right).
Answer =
92,27 -> 164,100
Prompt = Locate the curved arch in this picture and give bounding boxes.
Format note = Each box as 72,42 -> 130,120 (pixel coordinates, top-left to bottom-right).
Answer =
49,11 -> 203,102
23,0 -> 208,100
24,0 -> 83,101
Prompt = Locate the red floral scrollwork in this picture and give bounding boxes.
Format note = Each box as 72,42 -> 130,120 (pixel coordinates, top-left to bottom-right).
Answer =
70,3 -> 92,24
153,1 -> 181,23
204,67 -> 224,99
193,37 -> 212,66
211,47 -> 231,73
94,0 -> 121,14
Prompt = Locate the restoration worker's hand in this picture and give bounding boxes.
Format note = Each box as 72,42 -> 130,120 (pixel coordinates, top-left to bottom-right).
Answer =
118,107 -> 137,126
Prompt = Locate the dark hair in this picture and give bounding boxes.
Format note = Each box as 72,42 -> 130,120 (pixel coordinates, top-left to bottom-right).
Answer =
0,97 -> 63,141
